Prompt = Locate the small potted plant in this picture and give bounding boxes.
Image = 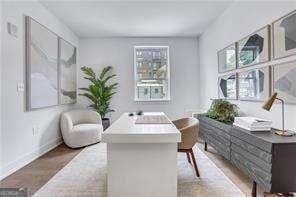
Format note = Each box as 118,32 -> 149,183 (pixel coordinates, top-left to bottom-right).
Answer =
206,99 -> 238,123
79,66 -> 118,130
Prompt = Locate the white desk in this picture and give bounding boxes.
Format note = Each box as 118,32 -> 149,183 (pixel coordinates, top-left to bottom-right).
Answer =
102,112 -> 181,197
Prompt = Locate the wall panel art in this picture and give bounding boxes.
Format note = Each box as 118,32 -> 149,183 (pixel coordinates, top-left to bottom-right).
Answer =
273,10 -> 296,59
273,61 -> 296,103
59,39 -> 77,104
238,67 -> 270,101
26,16 -> 59,110
238,26 -> 270,68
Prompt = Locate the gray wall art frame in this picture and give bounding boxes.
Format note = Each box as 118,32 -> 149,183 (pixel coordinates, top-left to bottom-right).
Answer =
218,73 -> 238,100
237,25 -> 271,68
272,60 -> 296,104
58,38 -> 77,105
25,16 -> 59,111
272,10 -> 296,60
238,66 -> 271,101
217,43 -> 237,73
216,10 -> 296,105
25,16 -> 77,111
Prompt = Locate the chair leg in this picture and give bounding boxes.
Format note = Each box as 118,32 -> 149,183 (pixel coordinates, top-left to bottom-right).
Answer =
190,148 -> 200,177
186,152 -> 191,164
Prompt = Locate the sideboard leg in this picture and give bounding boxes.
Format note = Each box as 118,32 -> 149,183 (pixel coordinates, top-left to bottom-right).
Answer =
204,141 -> 207,151
252,181 -> 257,197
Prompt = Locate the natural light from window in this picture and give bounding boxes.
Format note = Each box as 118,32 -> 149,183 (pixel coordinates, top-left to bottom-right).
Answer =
134,46 -> 170,101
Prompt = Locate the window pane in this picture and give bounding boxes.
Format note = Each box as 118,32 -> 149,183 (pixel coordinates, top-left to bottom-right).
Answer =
135,46 -> 170,101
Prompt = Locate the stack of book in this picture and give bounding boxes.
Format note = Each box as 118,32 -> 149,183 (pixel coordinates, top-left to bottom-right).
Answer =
233,117 -> 272,131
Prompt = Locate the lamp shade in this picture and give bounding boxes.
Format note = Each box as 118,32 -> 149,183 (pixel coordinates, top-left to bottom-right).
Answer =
262,92 -> 278,111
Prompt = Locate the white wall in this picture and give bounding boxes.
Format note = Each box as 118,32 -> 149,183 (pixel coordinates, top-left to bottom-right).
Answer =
199,1 -> 296,130
0,1 -> 79,179
0,1 -> 2,176
78,37 -> 199,120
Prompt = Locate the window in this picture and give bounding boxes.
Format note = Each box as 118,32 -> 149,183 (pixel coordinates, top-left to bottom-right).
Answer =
134,46 -> 170,101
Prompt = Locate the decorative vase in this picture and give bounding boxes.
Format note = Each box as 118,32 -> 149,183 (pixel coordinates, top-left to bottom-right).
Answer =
102,118 -> 110,130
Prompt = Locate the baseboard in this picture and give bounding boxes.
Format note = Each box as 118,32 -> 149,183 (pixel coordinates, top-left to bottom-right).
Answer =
0,137 -> 63,181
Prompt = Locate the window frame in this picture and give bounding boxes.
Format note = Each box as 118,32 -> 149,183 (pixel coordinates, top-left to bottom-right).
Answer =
133,45 -> 171,102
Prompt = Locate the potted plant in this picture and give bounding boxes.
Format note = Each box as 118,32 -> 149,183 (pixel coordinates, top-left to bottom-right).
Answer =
206,99 -> 238,123
79,66 -> 118,130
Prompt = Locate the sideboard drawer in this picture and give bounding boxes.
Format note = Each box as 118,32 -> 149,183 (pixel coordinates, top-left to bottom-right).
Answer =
231,151 -> 272,191
203,133 -> 230,160
198,115 -> 232,134
231,127 -> 272,153
232,143 -> 272,173
200,122 -> 231,141
231,136 -> 272,163
200,123 -> 230,146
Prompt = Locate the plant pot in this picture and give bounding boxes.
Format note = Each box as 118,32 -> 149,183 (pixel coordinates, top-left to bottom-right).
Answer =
102,118 -> 110,130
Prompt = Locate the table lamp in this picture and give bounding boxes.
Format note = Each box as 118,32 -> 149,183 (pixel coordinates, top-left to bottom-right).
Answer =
262,92 -> 295,137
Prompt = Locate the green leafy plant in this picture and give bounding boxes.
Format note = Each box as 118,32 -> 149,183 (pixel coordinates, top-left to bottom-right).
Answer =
206,99 -> 238,123
79,66 -> 118,118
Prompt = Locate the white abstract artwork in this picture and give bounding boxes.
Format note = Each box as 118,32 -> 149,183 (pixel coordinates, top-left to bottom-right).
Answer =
218,73 -> 237,99
273,61 -> 296,103
273,11 -> 296,59
59,39 -> 77,104
26,17 -> 59,110
218,44 -> 236,73
238,67 -> 270,101
238,26 -> 269,68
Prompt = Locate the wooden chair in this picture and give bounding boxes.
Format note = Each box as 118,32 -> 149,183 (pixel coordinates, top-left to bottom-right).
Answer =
172,117 -> 200,177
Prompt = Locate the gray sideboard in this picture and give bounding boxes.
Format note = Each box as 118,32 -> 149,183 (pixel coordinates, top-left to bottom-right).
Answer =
196,114 -> 296,197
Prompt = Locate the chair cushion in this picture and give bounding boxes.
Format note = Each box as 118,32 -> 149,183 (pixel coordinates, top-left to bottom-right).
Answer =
63,124 -> 103,148
72,124 -> 102,133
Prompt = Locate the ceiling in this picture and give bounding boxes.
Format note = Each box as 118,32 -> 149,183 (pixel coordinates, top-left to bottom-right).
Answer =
40,1 -> 232,38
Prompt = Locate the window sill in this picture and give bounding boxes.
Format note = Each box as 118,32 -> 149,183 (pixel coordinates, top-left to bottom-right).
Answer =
134,98 -> 171,103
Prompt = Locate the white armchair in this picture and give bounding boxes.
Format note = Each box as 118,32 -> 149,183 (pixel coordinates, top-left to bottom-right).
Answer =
60,110 -> 103,148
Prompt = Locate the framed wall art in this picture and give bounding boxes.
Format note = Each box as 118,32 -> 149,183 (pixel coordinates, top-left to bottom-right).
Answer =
59,38 -> 77,104
218,43 -> 237,73
273,10 -> 296,59
272,61 -> 296,103
26,16 -> 77,110
238,26 -> 270,68
218,73 -> 237,99
25,16 -> 59,110
238,67 -> 270,101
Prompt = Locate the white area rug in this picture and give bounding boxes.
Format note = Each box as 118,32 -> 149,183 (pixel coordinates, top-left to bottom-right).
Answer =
34,143 -> 244,197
